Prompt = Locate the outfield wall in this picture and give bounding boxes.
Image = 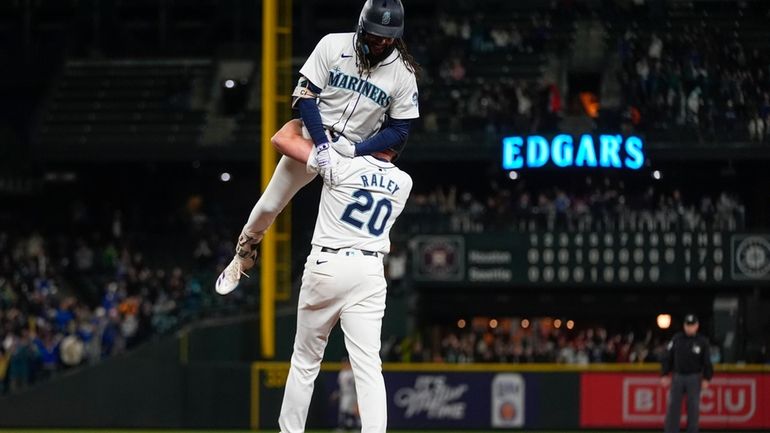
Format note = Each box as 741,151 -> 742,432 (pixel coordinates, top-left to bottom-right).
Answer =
1,319 -> 766,430
252,362 -> 770,431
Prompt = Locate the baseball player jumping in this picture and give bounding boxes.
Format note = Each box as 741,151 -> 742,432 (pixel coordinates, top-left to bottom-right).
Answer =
216,0 -> 420,295
270,117 -> 412,432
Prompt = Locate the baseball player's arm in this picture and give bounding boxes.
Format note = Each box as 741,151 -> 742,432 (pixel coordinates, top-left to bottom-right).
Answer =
292,76 -> 337,176
336,118 -> 412,157
293,78 -> 328,149
271,119 -> 313,164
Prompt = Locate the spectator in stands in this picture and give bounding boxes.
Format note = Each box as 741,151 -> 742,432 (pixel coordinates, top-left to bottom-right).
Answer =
7,329 -> 37,392
440,57 -> 466,83
0,211 -> 248,394
32,327 -> 60,381
613,4 -> 770,142
648,32 -> 663,61
510,25 -> 524,53
748,111 -> 765,143
391,320 -> 703,366
404,175 -> 745,234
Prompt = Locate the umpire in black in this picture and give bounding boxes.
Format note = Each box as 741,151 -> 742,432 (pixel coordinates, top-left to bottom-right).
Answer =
660,314 -> 713,433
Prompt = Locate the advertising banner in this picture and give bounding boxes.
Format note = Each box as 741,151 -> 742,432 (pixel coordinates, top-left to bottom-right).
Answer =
580,373 -> 770,429
255,367 -> 577,430
386,373 -> 497,428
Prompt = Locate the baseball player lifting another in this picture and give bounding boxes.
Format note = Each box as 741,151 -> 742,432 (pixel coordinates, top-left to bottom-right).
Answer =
270,117 -> 412,432
216,0 -> 420,295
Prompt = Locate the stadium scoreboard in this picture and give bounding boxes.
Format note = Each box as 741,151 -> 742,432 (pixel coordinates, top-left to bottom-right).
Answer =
412,232 -> 770,286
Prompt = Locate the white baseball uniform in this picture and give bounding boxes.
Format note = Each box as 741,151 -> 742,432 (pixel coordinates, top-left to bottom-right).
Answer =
240,31 -> 418,245
337,367 -> 358,426
278,151 -> 412,433
299,32 -> 420,141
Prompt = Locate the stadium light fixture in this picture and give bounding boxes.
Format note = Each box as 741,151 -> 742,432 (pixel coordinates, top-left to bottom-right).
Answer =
220,172 -> 232,182
657,313 -> 672,329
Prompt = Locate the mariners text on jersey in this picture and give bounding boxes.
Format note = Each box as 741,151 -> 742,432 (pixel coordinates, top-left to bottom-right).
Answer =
299,32 -> 419,143
360,173 -> 400,195
328,68 -> 391,108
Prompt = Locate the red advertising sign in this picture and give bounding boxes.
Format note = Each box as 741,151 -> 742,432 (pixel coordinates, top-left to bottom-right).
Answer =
580,373 -> 770,429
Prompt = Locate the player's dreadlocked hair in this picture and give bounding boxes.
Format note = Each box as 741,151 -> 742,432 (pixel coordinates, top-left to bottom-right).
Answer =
395,39 -> 422,81
355,36 -> 423,81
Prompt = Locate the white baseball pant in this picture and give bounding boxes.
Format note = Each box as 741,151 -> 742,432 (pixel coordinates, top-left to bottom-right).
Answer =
242,155 -> 316,243
279,246 -> 387,433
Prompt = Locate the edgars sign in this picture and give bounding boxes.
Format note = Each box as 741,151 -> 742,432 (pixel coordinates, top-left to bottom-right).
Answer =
502,134 -> 644,170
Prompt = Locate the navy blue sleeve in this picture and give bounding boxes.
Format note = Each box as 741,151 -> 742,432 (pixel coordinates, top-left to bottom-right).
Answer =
354,118 -> 411,155
296,81 -> 327,147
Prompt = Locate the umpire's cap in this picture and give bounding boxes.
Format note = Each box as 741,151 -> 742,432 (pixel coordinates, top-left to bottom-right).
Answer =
684,314 -> 699,325
359,0 -> 405,39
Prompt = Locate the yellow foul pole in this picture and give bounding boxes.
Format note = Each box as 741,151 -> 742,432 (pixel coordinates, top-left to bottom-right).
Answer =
260,0 -> 292,360
260,0 -> 278,359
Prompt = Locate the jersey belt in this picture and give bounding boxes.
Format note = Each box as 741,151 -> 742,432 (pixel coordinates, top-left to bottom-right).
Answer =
321,246 -> 378,257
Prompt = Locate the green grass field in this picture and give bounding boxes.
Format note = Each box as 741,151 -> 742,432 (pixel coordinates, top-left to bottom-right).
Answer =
0,429 -> 664,433
2,427 -> 759,433
0,429 -> 734,433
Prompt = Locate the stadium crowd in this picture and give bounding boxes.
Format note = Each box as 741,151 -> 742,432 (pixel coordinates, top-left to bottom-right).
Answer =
614,7 -> 770,142
404,0 -> 770,144
384,320 -> 722,365
0,196 -> 246,394
0,231 -> 174,393
411,5 -> 569,136
402,176 -> 745,234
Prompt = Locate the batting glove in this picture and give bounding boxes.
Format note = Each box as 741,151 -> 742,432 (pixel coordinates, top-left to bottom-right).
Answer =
330,135 -> 356,158
313,143 -> 339,186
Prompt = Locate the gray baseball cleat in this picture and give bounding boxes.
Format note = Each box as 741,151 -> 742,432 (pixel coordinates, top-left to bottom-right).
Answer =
215,231 -> 260,295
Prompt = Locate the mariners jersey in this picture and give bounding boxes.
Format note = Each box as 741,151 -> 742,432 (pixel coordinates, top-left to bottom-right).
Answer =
309,151 -> 412,254
299,32 -> 419,143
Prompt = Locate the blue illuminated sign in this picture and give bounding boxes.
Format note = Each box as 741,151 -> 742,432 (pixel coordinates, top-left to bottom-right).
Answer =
502,134 -> 645,170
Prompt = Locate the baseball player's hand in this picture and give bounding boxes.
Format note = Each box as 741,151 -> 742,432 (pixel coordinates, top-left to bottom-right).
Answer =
330,135 -> 356,158
312,143 -> 339,186
701,379 -> 709,390
660,376 -> 671,387
316,142 -> 332,167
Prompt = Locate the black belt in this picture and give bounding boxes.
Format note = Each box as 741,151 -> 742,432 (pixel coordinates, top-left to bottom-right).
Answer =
321,246 -> 378,257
